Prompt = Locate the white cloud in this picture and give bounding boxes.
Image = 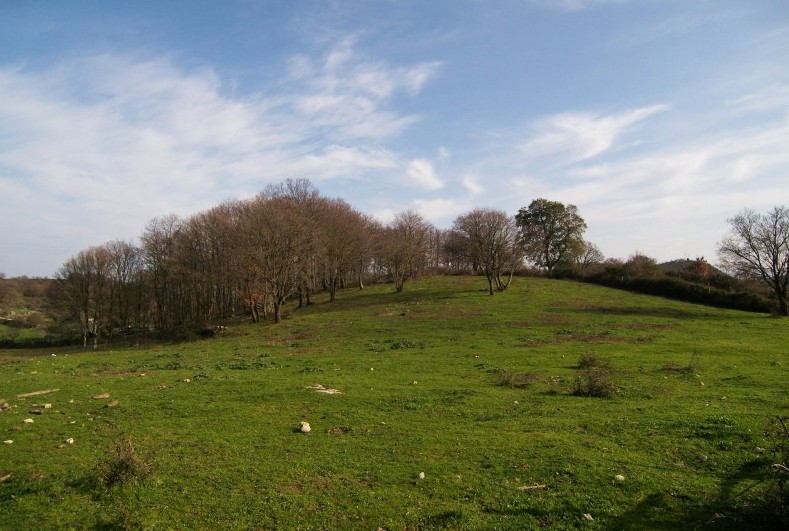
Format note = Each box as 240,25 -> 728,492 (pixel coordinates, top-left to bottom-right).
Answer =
0,41 -> 441,276
521,104 -> 668,166
462,175 -> 484,195
412,198 -> 470,225
405,158 -> 444,190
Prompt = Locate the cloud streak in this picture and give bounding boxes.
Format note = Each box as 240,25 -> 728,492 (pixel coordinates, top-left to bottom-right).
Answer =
520,105 -> 668,167
0,41 -> 441,275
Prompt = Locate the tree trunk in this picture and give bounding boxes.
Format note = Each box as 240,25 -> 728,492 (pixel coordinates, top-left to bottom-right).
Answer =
778,295 -> 788,316
273,298 -> 283,323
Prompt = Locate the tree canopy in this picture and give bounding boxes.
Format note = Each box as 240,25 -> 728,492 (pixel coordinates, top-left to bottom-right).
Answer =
515,199 -> 587,276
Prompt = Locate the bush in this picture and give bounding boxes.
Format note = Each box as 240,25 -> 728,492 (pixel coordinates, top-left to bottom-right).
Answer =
572,367 -> 616,398
578,353 -> 609,369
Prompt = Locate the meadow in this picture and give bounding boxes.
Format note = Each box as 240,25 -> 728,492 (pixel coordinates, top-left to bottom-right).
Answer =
0,276 -> 786,529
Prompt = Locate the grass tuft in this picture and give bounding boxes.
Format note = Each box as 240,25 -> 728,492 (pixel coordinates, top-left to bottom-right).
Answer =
96,435 -> 151,488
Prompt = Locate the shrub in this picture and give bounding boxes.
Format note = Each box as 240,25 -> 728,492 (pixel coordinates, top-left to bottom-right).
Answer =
572,367 -> 616,398
578,353 -> 602,369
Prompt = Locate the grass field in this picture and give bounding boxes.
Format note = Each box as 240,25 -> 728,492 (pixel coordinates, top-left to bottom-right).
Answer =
0,276 -> 787,529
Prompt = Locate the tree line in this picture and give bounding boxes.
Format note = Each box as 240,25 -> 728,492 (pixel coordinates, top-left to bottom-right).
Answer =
51,180 -> 598,346
50,178 -> 788,347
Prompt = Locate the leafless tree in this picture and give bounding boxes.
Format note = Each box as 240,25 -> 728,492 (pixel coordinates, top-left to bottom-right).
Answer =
378,211 -> 433,292
452,208 -> 523,295
718,206 -> 789,315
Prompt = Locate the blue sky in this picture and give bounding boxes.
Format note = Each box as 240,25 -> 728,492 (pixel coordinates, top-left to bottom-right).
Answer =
1,0 -> 787,277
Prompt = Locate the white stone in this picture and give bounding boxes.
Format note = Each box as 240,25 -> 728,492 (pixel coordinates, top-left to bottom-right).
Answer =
65,438 -> 74,444
299,421 -> 311,433
23,418 -> 34,424
418,472 -> 425,480
3,440 -> 12,444
615,474 -> 625,482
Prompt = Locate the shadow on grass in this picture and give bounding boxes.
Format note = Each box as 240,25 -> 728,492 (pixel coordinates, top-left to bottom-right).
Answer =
575,305 -> 720,320
610,457 -> 781,530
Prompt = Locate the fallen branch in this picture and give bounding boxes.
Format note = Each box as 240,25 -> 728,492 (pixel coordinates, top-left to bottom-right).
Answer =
518,484 -> 547,490
16,389 -> 60,398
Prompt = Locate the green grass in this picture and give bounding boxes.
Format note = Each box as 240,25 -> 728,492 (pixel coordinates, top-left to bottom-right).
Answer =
0,276 -> 787,529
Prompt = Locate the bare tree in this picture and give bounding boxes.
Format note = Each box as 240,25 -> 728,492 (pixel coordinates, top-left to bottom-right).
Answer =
575,241 -> 605,275
718,206 -> 789,316
315,198 -> 368,301
452,208 -> 523,295
378,211 -> 433,292
54,246 -> 111,348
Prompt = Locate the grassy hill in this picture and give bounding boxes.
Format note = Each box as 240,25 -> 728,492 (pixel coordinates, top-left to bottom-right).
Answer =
0,276 -> 786,529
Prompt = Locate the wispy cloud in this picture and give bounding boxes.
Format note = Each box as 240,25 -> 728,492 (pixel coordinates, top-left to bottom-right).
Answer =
520,104 -> 668,167
0,41 -> 441,275
405,158 -> 444,190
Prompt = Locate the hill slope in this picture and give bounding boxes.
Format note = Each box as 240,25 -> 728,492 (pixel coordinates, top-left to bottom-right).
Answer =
0,276 -> 786,529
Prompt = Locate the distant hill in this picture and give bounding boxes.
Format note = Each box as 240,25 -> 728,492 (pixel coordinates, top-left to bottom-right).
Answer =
658,259 -> 726,277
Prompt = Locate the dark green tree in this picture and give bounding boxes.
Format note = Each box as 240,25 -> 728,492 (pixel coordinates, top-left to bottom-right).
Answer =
515,199 -> 587,276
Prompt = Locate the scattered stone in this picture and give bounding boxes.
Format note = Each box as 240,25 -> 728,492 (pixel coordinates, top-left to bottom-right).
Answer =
183,379 -> 191,383
0,473 -> 11,483
756,447 -> 765,454
299,421 -> 311,433
65,438 -> 74,445
615,474 -> 625,482
16,388 -> 60,398
3,440 -> 12,444
418,472 -> 425,480
0,400 -> 10,411
92,393 -> 110,400
583,513 -> 594,521
23,418 -> 34,424
106,400 -> 119,408
698,455 -> 708,462
411,381 -> 418,385
30,409 -> 43,415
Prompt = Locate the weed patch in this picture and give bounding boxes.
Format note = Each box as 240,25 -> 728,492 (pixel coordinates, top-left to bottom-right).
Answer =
96,435 -> 151,488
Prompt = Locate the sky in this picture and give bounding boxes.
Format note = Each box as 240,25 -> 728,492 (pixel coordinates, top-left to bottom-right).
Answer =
1,0 -> 788,278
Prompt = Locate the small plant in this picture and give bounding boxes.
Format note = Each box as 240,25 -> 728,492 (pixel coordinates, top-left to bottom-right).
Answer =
96,435 -> 150,488
572,367 -> 616,398
495,371 -> 537,389
577,353 -> 610,369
